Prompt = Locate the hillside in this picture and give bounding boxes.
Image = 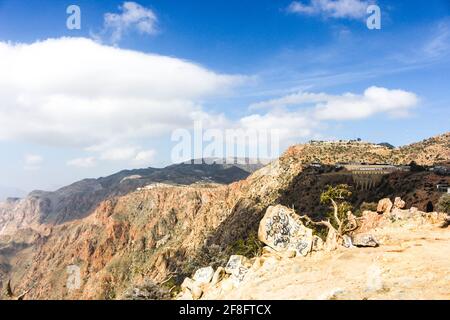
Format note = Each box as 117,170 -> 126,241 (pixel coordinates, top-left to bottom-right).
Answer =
201,206 -> 450,300
0,161 -> 261,237
0,132 -> 449,300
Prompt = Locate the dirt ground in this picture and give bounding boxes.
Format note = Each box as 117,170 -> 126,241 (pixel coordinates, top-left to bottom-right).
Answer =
203,221 -> 450,300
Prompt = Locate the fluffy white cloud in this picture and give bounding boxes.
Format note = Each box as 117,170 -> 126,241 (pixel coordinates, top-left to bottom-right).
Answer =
287,0 -> 372,19
99,147 -> 138,161
101,2 -> 158,44
250,86 -> 418,120
0,37 -> 243,150
24,154 -> 43,170
243,86 -> 418,144
314,86 -> 418,120
132,150 -> 156,165
67,157 -> 96,168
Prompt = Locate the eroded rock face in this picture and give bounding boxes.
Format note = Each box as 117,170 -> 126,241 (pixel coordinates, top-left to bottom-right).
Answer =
258,205 -> 313,256
377,198 -> 393,214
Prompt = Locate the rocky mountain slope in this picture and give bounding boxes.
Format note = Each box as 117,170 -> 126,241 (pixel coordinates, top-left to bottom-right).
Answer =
0,161 -> 260,236
0,132 -> 448,300
199,202 -> 450,300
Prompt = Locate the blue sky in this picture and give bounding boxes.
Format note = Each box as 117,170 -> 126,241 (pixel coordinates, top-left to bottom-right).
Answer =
0,0 -> 449,193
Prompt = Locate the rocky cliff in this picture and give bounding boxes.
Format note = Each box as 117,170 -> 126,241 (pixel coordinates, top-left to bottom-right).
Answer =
0,132 -> 448,299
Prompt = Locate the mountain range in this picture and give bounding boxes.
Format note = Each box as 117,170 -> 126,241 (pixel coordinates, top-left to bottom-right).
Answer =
0,132 -> 448,299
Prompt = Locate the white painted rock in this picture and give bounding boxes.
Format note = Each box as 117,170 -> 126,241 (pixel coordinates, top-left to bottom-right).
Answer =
225,255 -> 250,284
258,205 -> 313,256
193,266 -> 214,285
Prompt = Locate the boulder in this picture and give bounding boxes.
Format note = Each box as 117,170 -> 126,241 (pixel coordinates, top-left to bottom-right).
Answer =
352,233 -> 379,247
193,266 -> 214,285
377,198 -> 393,214
225,255 -> 250,284
358,210 -> 385,233
258,205 -> 313,256
393,197 -> 406,209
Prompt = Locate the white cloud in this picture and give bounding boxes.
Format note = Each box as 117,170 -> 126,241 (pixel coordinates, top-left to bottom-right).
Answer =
287,0 -> 373,19
67,157 -> 96,168
423,20 -> 450,59
99,147 -> 138,161
250,86 -> 418,120
99,2 -> 158,44
24,154 -> 43,170
0,37 -> 243,150
132,150 -> 156,166
243,86 -> 418,143
314,86 -> 418,120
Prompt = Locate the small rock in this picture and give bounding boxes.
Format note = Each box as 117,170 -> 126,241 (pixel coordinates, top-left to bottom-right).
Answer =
325,227 -> 338,251
225,255 -> 250,285
181,277 -> 195,291
193,266 -> 214,285
211,267 -> 225,286
377,198 -> 393,214
394,197 -> 406,209
352,233 -> 379,247
317,288 -> 345,300
312,235 -> 324,251
225,255 -> 250,274
342,235 -> 353,248
191,286 -> 203,300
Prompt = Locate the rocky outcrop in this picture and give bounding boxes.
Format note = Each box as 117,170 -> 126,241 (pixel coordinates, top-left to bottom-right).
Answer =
258,205 -> 313,257
377,198 -> 393,214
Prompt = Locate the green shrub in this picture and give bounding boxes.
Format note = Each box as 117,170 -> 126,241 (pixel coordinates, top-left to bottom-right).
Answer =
437,194 -> 450,214
228,232 -> 264,258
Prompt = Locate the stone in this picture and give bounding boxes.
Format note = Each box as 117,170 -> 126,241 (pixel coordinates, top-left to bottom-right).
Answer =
358,210 -> 384,233
210,267 -> 225,286
191,286 -> 203,300
390,208 -> 413,221
352,233 -> 379,247
193,266 -> 214,285
225,255 -> 250,285
258,205 -> 313,256
324,227 -> 338,251
177,290 -> 194,300
377,198 -> 393,214
342,235 -> 353,248
181,277 -> 195,291
225,255 -> 250,274
312,235 -> 324,251
394,197 -> 406,209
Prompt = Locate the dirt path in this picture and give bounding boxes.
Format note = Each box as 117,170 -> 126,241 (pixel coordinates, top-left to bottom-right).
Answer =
203,223 -> 450,300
